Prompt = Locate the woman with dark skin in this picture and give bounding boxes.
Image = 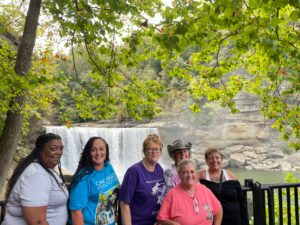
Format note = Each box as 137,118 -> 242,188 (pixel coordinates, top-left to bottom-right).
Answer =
2,133 -> 68,225
198,148 -> 249,225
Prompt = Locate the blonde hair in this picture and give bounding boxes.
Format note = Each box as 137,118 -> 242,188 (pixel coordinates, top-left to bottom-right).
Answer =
143,134 -> 163,152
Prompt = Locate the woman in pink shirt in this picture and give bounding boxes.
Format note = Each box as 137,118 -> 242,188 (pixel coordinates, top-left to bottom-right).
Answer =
157,159 -> 223,225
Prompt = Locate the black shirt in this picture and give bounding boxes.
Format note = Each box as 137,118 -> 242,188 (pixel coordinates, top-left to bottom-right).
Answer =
200,179 -> 249,225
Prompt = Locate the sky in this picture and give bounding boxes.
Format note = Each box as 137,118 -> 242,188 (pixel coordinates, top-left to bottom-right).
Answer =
1,0 -> 174,54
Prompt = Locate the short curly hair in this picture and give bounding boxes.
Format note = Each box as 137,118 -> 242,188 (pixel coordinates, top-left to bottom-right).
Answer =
142,134 -> 163,152
204,147 -> 224,160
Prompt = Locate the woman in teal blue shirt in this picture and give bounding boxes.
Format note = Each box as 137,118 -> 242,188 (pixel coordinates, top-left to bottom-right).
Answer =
69,137 -> 119,225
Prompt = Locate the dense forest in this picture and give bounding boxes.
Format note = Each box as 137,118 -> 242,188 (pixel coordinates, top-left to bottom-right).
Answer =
0,0 -> 299,186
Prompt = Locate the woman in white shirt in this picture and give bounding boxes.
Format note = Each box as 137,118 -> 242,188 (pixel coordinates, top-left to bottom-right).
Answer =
2,133 -> 68,225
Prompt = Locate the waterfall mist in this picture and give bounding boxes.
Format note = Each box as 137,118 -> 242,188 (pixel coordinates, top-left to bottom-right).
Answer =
46,126 -> 161,178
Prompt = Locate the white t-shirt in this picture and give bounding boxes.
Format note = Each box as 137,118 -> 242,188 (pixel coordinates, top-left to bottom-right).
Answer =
205,169 -> 229,182
2,162 -> 68,225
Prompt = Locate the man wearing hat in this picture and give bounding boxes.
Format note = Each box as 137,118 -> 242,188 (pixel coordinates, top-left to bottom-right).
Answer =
164,139 -> 192,192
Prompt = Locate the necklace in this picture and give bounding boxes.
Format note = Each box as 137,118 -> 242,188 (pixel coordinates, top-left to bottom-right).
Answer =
209,170 -> 223,183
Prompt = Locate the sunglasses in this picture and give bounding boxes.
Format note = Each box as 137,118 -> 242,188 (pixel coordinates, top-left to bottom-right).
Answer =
193,198 -> 199,214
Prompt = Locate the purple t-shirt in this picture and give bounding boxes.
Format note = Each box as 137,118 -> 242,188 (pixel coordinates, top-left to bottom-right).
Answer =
119,161 -> 166,225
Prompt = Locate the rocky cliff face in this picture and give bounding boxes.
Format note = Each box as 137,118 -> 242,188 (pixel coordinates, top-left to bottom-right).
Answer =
139,92 -> 297,171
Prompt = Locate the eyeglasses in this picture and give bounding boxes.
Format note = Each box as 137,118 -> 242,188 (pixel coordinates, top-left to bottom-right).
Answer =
193,198 -> 199,214
145,148 -> 161,153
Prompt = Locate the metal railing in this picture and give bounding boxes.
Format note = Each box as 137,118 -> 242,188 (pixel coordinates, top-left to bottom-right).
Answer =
0,200 -> 5,223
1,181 -> 300,225
243,180 -> 300,225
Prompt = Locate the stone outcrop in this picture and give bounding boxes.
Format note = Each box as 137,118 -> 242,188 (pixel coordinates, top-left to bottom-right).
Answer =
140,92 -> 296,171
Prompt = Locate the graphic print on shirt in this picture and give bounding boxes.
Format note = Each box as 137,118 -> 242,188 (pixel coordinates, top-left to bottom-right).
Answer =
95,186 -> 119,225
151,181 -> 166,205
203,204 -> 213,221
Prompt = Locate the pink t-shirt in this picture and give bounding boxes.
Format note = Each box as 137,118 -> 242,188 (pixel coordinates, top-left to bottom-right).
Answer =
157,183 -> 221,225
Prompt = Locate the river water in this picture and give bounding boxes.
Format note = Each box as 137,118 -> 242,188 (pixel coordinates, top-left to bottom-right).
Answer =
231,168 -> 300,185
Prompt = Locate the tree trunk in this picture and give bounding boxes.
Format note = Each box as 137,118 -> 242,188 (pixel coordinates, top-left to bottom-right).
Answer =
0,0 -> 42,189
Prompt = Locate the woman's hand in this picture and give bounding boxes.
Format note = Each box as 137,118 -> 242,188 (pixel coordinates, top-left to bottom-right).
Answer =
22,206 -> 49,225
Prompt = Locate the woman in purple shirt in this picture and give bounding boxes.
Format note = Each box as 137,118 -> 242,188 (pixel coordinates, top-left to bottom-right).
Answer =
119,134 -> 166,225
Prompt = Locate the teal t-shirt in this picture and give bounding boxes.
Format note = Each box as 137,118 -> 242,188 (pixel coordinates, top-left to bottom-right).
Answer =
69,162 -> 120,225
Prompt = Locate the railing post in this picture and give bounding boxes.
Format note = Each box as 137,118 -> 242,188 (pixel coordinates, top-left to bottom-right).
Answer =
0,200 -> 5,223
266,188 -> 275,225
253,182 -> 265,225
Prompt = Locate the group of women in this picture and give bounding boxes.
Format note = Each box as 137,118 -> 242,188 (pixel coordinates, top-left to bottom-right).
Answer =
2,133 -> 249,225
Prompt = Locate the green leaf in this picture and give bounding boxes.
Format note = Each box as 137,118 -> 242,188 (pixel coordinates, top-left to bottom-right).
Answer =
290,11 -> 299,22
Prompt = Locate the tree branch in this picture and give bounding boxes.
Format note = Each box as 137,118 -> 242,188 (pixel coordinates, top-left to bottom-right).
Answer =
0,31 -> 19,47
209,30 -> 238,76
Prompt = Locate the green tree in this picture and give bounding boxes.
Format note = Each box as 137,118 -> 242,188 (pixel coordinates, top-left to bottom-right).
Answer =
141,0 -> 300,148
0,0 -> 42,188
1,0 -> 299,189
0,0 -> 164,187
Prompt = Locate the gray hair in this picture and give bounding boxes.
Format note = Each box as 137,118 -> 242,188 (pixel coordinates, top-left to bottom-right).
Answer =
177,159 -> 197,174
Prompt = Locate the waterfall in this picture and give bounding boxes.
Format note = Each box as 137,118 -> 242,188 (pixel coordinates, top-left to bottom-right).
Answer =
45,126 -> 160,178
